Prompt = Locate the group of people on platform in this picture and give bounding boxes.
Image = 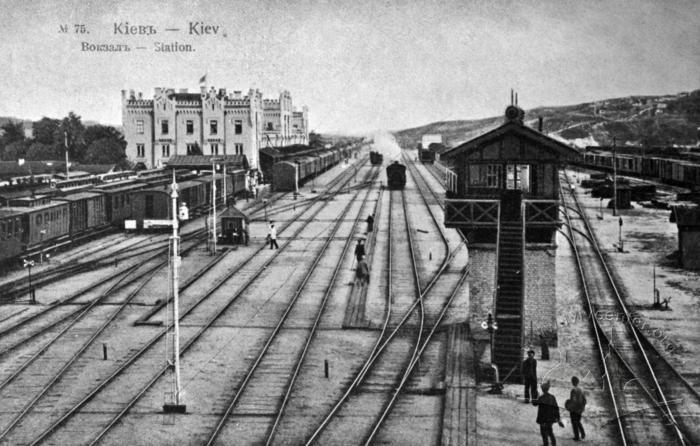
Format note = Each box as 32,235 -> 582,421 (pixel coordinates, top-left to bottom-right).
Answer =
523,349 -> 587,445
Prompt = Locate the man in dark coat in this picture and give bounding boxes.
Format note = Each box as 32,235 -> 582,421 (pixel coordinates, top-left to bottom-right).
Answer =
354,239 -> 366,262
366,213 -> 374,232
536,381 -> 564,446
356,255 -> 370,285
566,376 -> 586,441
522,349 -> 538,403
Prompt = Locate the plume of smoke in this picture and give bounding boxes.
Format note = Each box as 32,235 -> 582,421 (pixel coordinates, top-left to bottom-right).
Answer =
370,130 -> 402,161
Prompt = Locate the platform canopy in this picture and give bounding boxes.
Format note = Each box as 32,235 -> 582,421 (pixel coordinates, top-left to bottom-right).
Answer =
164,155 -> 249,170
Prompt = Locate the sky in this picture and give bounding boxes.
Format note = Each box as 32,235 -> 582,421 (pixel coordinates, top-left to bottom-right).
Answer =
1,0 -> 698,134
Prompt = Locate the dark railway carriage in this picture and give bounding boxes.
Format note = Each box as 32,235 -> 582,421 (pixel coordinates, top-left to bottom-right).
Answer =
272,161 -> 298,192
386,161 -> 407,189
194,174 -> 230,207
23,201 -> 70,248
55,192 -> 107,235
370,151 -> 384,165
231,169 -> 247,198
90,181 -> 145,226
0,209 -> 27,263
129,179 -> 205,229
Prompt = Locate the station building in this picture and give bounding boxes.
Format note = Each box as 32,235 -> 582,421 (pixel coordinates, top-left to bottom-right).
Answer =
122,87 -> 309,171
442,104 -> 579,381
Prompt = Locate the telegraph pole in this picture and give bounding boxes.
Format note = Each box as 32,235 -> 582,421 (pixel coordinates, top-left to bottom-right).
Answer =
211,159 -> 218,254
612,137 -> 618,217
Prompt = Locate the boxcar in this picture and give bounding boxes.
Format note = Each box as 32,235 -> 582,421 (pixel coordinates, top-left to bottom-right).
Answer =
273,161 -> 298,192
91,181 -> 145,226
231,169 -> 247,197
55,191 -> 106,235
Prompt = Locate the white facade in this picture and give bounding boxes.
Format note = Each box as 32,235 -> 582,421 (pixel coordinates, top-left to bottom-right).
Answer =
122,86 -> 308,169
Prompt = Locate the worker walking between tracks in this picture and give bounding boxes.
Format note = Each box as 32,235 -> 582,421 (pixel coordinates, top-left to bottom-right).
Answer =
522,349 -> 538,404
268,222 -> 279,249
565,376 -> 587,441
355,238 -> 366,262
535,381 -> 564,446
366,213 -> 374,232
356,255 -> 369,285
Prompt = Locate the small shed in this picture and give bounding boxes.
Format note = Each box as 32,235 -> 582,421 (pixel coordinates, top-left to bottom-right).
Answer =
220,206 -> 249,245
673,205 -> 700,270
607,184 -> 632,210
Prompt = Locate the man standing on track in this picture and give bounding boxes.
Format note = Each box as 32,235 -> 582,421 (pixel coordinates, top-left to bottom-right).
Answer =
268,222 -> 278,249
522,349 -> 538,404
356,255 -> 369,285
355,238 -> 366,262
566,376 -> 586,441
366,213 -> 374,232
535,381 -> 564,446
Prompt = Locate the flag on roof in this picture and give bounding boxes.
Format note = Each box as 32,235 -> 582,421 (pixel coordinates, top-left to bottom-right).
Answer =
199,73 -> 207,84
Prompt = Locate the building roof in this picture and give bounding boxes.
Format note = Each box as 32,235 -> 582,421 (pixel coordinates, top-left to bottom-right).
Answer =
442,113 -> 581,162
55,191 -> 102,201
0,208 -> 26,218
165,155 -> 249,170
220,206 -> 248,221
76,164 -> 116,174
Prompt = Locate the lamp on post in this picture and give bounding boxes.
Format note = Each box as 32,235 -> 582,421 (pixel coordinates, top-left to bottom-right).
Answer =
481,312 -> 502,394
263,198 -> 269,221
23,259 -> 35,303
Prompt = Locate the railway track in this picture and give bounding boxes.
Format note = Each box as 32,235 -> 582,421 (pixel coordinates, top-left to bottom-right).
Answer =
211,166 -> 382,446
304,156 -> 468,445
0,231 -> 209,360
559,172 -> 700,445
0,159 -> 373,445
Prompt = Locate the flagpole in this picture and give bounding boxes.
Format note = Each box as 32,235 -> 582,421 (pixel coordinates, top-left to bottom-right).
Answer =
64,131 -> 69,179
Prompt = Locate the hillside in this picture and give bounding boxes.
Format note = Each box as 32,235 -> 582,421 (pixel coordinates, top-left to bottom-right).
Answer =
394,90 -> 700,151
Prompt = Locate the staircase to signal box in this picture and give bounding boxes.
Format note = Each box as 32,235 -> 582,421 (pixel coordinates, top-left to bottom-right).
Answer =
493,192 -> 524,382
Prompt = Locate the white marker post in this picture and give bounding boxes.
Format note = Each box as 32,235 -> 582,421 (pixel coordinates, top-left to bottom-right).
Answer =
164,172 -> 185,413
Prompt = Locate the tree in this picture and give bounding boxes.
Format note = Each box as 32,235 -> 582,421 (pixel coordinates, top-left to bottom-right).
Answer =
2,140 -> 28,160
1,121 -> 25,154
83,137 -> 127,165
84,125 -> 126,149
26,142 -> 60,160
57,112 -> 87,162
32,117 -> 60,145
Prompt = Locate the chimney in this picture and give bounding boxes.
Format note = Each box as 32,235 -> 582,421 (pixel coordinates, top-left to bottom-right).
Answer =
129,89 -> 135,99
234,91 -> 242,99
200,85 -> 206,95
538,116 -> 543,132
138,92 -> 143,99
154,87 -> 162,96
179,88 -> 188,93
218,88 -> 226,97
